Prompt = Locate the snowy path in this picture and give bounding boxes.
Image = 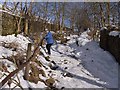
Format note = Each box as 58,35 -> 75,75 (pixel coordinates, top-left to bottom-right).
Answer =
50,55 -> 105,88
0,33 -> 119,89
48,41 -> 118,88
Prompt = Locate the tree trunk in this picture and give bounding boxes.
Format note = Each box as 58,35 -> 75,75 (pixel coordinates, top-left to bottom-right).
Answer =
99,3 -> 105,27
24,43 -> 32,80
71,17 -> 74,32
2,1 -> 7,10
60,3 -> 65,39
16,17 -> 22,36
106,2 -> 110,25
0,11 -> 2,35
61,3 -> 65,33
24,19 -> 29,35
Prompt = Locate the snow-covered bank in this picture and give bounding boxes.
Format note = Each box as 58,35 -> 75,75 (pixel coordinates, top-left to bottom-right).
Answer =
0,34 -> 49,89
0,34 -> 30,51
68,41 -> 118,88
49,30 -> 118,88
0,31 -> 119,89
109,31 -> 120,37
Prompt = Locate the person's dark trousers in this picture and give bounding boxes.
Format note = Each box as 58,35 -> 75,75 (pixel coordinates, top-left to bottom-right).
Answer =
46,44 -> 52,55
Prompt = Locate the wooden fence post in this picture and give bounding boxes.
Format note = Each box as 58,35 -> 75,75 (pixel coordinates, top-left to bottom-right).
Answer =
24,43 -> 32,80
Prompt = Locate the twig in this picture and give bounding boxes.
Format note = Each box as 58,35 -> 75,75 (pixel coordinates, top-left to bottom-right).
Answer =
12,56 -> 18,68
11,77 -> 24,90
0,39 -> 43,88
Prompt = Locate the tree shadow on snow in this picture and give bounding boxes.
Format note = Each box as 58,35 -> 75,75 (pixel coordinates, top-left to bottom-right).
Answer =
51,41 -> 118,88
69,41 -> 119,88
56,65 -> 106,88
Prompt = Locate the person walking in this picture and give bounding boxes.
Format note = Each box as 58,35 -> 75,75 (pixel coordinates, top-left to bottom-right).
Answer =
44,30 -> 54,55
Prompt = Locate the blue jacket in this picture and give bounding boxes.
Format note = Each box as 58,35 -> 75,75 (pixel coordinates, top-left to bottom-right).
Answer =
44,31 -> 54,44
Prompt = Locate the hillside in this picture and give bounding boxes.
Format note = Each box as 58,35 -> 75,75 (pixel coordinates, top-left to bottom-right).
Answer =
0,30 -> 118,89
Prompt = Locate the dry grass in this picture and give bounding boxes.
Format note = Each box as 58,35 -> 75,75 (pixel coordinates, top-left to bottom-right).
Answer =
2,42 -> 19,51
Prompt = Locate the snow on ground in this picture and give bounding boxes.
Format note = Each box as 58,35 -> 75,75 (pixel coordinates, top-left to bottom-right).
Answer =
0,9 -> 21,17
49,30 -> 118,88
67,30 -> 91,46
0,34 -> 30,51
0,34 -> 48,89
101,27 -> 108,31
0,31 -> 119,89
0,46 -> 13,58
68,41 -> 118,88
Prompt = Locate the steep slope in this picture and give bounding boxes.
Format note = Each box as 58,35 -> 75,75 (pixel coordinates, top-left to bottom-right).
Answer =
0,31 -> 119,89
49,30 -> 118,88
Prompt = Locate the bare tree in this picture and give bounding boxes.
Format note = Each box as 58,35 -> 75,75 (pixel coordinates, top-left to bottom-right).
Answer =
106,2 -> 110,25
54,2 -> 61,31
2,1 -> 7,10
60,2 -> 65,35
